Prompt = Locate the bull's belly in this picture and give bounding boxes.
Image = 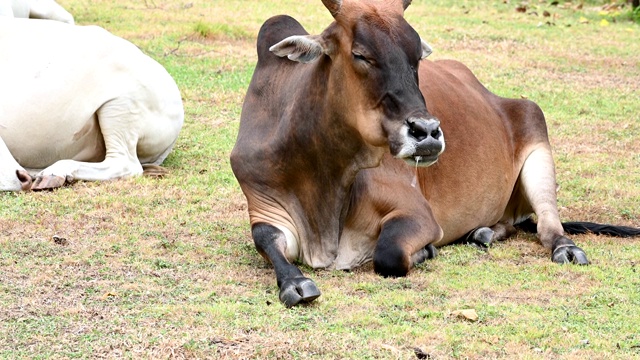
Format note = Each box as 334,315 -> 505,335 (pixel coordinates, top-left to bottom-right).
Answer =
330,227 -> 377,271
427,179 -> 515,246
429,194 -> 512,247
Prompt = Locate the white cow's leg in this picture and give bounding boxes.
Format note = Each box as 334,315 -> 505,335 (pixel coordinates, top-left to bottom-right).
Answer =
32,98 -> 144,190
28,0 -> 74,24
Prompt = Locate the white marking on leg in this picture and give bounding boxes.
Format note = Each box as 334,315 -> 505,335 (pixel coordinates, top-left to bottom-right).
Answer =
520,147 -> 564,248
274,224 -> 299,262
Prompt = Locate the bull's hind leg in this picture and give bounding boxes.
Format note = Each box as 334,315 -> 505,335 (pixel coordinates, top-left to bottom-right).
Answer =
518,147 -> 589,264
456,222 -> 518,249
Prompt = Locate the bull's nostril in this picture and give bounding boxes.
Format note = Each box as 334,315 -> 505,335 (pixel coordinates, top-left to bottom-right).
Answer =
407,118 -> 441,142
408,125 -> 427,142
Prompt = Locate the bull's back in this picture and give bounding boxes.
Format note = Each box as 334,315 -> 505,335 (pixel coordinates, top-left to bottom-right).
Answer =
417,59 -> 547,243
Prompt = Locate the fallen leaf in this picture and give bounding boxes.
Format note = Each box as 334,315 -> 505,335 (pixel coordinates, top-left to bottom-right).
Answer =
600,19 -> 610,27
543,10 -> 551,17
451,308 -> 479,321
516,5 -> 527,13
101,292 -> 119,300
52,235 -> 69,246
579,16 -> 589,24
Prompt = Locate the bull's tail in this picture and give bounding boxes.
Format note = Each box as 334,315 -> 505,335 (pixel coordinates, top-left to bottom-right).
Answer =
561,221 -> 640,238
516,218 -> 640,238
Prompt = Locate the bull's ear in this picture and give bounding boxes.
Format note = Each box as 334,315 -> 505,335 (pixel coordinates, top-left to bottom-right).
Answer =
420,39 -> 433,59
269,35 -> 325,63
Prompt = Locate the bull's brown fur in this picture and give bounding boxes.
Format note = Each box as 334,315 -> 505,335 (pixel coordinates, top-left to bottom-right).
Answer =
230,0 -> 636,307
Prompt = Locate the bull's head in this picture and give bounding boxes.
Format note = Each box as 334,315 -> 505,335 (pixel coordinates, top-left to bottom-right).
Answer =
269,0 -> 444,167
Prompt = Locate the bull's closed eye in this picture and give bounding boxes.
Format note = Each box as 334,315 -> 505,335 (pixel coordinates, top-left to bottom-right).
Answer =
352,52 -> 369,63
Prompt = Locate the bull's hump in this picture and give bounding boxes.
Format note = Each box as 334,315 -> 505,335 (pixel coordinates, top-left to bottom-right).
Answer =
256,15 -> 309,63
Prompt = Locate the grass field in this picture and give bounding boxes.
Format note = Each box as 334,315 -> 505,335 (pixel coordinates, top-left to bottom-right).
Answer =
1,0 -> 639,358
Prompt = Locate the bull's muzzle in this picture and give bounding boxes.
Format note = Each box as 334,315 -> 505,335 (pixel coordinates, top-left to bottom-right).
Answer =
405,117 -> 444,166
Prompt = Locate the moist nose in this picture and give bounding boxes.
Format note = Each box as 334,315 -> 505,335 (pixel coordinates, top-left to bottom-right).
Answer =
407,118 -> 441,142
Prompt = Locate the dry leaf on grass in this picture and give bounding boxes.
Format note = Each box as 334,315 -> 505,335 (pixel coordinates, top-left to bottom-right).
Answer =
100,292 -> 119,300
451,309 -> 479,322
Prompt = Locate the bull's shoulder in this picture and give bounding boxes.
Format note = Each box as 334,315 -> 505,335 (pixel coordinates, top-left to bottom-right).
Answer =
256,15 -> 309,64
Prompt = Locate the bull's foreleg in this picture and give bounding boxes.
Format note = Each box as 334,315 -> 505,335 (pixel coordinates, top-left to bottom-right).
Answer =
373,217 -> 440,277
520,147 -> 588,264
252,223 -> 321,307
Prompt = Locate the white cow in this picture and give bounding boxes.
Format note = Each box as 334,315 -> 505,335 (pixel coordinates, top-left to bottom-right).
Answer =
0,0 -> 74,24
0,18 -> 184,191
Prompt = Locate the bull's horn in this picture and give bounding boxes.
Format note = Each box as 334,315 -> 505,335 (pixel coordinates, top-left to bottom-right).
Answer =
322,0 -> 342,17
403,0 -> 412,10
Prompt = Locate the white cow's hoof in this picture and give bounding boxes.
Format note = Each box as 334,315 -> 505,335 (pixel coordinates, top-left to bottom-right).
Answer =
31,175 -> 67,190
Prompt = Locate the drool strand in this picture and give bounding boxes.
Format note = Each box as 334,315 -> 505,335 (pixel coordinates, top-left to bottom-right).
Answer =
411,156 -> 421,188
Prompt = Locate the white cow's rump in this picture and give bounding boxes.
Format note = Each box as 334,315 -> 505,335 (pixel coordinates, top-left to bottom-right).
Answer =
0,0 -> 74,24
0,18 -> 184,191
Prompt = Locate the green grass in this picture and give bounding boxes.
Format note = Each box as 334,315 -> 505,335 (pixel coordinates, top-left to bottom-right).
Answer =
1,0 -> 639,358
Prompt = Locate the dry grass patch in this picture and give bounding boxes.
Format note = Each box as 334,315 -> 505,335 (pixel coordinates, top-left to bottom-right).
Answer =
2,0 -> 639,359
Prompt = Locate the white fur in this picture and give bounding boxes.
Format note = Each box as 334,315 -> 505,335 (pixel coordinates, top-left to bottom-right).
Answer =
0,135 -> 27,191
275,224 -> 300,262
0,0 -> 74,24
0,19 -> 183,191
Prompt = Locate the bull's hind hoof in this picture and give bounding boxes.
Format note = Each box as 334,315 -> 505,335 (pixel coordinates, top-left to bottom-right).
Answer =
467,227 -> 494,249
31,175 -> 67,190
279,278 -> 321,307
552,244 -> 589,265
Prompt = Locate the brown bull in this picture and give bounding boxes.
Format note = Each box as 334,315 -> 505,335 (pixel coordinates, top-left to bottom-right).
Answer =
230,0 -> 640,307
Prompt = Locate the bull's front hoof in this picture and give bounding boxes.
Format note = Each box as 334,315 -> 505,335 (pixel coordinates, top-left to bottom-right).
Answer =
552,244 -> 589,265
31,175 -> 67,191
279,278 -> 321,307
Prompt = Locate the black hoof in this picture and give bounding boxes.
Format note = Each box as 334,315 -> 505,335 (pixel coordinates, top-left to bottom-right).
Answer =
552,245 -> 589,265
425,244 -> 438,259
279,278 -> 321,307
460,227 -> 494,250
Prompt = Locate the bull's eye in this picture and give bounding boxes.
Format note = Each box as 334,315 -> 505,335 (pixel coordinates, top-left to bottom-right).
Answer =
352,52 -> 369,63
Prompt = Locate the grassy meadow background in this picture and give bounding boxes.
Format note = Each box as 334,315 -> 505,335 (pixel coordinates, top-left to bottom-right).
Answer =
1,0 -> 639,358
